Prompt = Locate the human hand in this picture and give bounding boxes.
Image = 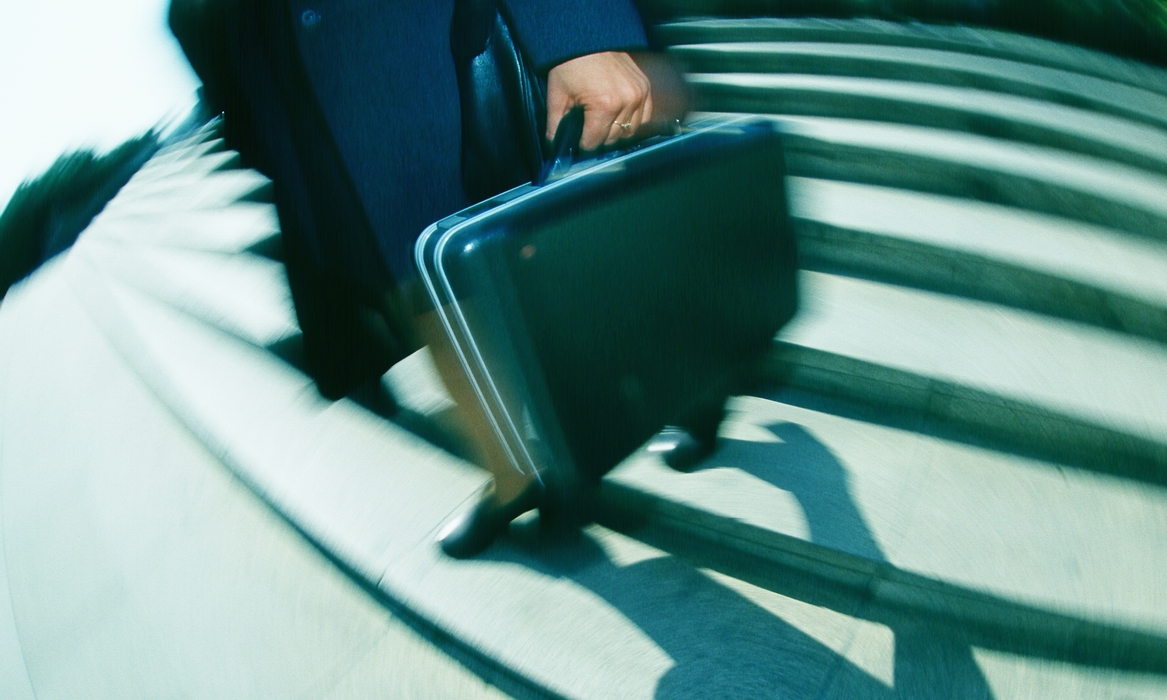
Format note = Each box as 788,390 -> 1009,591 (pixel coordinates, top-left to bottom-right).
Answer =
546,51 -> 653,151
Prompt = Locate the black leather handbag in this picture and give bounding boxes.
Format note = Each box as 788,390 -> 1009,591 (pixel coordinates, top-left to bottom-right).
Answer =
450,0 -> 547,203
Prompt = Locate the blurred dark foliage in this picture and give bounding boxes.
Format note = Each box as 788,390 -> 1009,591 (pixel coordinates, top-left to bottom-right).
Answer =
639,0 -> 1167,67
0,134 -> 159,301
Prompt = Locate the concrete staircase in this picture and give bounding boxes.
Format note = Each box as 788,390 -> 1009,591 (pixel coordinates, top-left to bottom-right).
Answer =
2,18 -> 1166,700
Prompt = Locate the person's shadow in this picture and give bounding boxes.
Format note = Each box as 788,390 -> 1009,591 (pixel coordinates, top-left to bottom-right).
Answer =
484,420 -> 997,699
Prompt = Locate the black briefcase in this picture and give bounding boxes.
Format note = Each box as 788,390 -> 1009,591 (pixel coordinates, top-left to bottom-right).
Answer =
414,114 -> 797,513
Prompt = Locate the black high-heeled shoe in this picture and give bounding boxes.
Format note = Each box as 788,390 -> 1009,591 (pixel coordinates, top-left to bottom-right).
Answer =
438,481 -> 543,558
651,427 -> 718,473
650,401 -> 725,473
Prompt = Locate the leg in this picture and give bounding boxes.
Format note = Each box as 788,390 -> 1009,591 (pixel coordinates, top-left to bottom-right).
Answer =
414,303 -> 544,557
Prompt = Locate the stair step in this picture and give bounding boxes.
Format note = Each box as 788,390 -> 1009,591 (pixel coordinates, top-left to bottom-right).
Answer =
143,136 -> 226,171
363,304 -> 1167,664
671,42 -> 1167,131
0,266 -> 510,700
758,114 -> 1167,244
655,18 -> 1167,96
83,203 -> 279,253
65,261 -> 870,699
789,177 -> 1167,343
772,271 -> 1167,482
691,73 -> 1167,177
78,240 -> 298,349
61,253 -> 1167,697
123,148 -> 240,186
109,168 -> 272,208
604,395 -> 1167,659
97,132 -> 268,216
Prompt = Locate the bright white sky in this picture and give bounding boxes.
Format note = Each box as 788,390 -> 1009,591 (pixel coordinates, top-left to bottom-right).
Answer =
0,0 -> 200,209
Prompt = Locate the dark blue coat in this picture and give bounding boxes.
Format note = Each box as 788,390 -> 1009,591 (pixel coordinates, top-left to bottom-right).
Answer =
171,0 -> 647,396
291,0 -> 647,282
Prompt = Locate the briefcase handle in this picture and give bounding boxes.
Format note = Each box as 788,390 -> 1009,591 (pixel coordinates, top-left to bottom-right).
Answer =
535,106 -> 586,185
535,106 -> 684,186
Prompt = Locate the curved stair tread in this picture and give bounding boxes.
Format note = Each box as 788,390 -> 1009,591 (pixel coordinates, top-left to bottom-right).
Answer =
672,42 -> 1167,130
88,137 -> 277,246
71,265 -> 481,584
790,177 -> 1167,312
61,181 -> 683,697
125,148 -> 240,186
79,240 -> 299,349
0,257 -> 517,700
62,241 -> 1167,696
99,172 -> 271,216
373,342 -> 1167,651
65,250 -> 894,700
362,299 -> 1167,647
655,18 -> 1167,96
83,204 -> 280,253
796,217 -> 1167,347
764,114 -> 1167,241
607,396 -> 1167,641
143,136 -> 226,171
780,272 -> 1167,458
108,167 -> 272,206
692,73 -> 1167,176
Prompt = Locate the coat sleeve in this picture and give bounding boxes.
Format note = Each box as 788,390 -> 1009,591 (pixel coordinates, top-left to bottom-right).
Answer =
500,0 -> 649,71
